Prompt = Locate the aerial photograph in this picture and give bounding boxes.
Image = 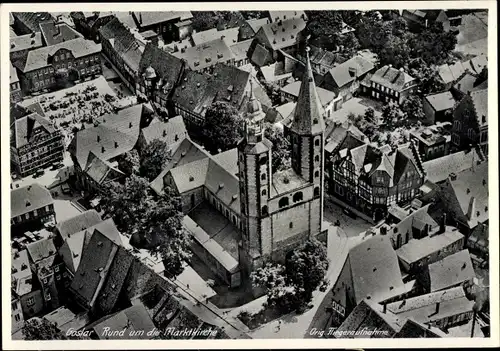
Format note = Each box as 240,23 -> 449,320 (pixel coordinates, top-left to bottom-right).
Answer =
8,8 -> 491,341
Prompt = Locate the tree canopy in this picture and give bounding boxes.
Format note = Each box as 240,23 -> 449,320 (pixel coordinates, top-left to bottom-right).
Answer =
202,101 -> 243,154
117,149 -> 140,177
140,139 -> 172,181
100,175 -> 190,279
22,318 -> 68,340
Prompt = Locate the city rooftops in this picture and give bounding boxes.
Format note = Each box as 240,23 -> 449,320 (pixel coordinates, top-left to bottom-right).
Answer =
424,91 -> 456,112
39,22 -> 82,46
133,11 -> 193,27
427,249 -> 476,292
396,230 -> 464,265
11,183 -> 53,219
192,27 -> 240,47
281,80 -> 337,106
172,38 -> 234,71
422,148 -> 484,184
10,32 -> 44,53
370,65 -> 416,92
410,123 -> 451,146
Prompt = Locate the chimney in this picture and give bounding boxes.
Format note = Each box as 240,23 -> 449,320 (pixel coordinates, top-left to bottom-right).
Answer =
114,141 -> 118,148
380,226 -> 387,235
383,302 -> 387,314
467,197 -> 476,220
439,213 -> 446,233
435,302 -> 440,315
101,146 -> 105,153
348,67 -> 357,77
129,122 -> 132,128
449,173 -> 457,181
97,135 -> 100,142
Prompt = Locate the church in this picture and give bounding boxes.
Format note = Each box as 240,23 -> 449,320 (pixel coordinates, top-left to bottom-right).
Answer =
151,48 -> 327,287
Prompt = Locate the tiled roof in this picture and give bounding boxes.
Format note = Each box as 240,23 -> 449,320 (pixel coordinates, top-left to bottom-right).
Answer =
427,249 -> 475,292
325,123 -> 367,153
423,148 -> 483,184
246,17 -> 270,34
133,11 -> 193,27
10,32 -> 43,53
39,22 -> 82,46
251,43 -> 273,67
370,65 -> 415,92
212,148 -> 239,176
446,161 -> 488,226
386,286 -> 465,314
55,209 -> 102,241
70,230 -> 118,307
138,42 -> 184,94
229,39 -> 253,61
336,299 -> 404,337
26,238 -> 56,263
348,235 -> 405,303
69,104 -> 144,169
388,204 -> 438,243
172,38 -> 234,71
470,88 -> 488,126
425,91 -> 456,112
258,18 -> 306,51
281,80 -> 336,106
328,55 -> 375,88
268,10 -> 307,22
170,158 -> 210,193
92,303 -> 156,339
85,151 -> 125,184
386,287 -> 473,325
453,73 -> 477,95
438,56 -> 487,84
11,183 -> 53,219
468,222 -> 488,250
260,62 -> 293,83
12,249 -> 32,283
192,27 -> 239,47
140,115 -> 188,146
43,307 -> 90,334
11,112 -> 56,149
13,37 -> 101,73
12,12 -> 54,33
396,230 -> 464,265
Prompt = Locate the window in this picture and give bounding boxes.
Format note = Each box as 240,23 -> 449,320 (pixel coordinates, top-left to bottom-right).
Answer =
315,155 -> 320,163
66,53 -> 71,59
261,189 -> 267,196
27,297 -> 34,306
12,302 -> 17,310
261,173 -> 266,181
43,277 -> 48,284
55,56 -> 58,62
289,222 -> 293,229
56,275 -> 61,281
314,170 -> 319,178
45,292 -> 51,301
15,314 -> 21,322
261,206 -> 268,216
293,192 -> 303,202
315,138 -> 320,146
314,187 -> 320,197
279,197 -> 289,208
259,156 -> 268,166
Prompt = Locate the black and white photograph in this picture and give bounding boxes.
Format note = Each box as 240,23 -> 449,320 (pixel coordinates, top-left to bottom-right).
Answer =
3,2 -> 497,347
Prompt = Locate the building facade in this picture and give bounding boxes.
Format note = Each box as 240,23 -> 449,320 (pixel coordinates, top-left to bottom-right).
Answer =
328,134 -> 424,222
11,113 -> 64,177
369,65 -> 418,105
13,38 -> 101,95
10,184 -> 55,231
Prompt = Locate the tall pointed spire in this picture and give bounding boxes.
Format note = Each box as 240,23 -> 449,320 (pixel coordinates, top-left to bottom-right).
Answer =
244,77 -> 266,143
289,46 -> 325,135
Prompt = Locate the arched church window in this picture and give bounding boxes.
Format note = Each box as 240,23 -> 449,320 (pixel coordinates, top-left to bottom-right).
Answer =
279,197 -> 289,208
259,156 -> 268,165
315,155 -> 320,163
289,222 -> 293,228
293,192 -> 303,202
314,170 -> 320,178
314,187 -> 320,197
313,118 -> 318,125
261,173 -> 266,181
315,138 -> 320,146
261,189 -> 267,196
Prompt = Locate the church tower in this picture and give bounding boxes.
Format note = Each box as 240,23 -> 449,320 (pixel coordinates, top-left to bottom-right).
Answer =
237,79 -> 273,275
287,46 -> 326,234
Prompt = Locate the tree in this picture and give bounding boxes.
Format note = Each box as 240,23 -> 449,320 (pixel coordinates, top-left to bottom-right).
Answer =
379,35 -> 412,68
356,15 -> 393,54
140,139 -> 171,181
101,176 -> 190,279
409,22 -> 457,65
191,11 -> 219,32
401,95 -> 425,123
117,149 -> 140,177
202,101 -> 243,153
251,262 -> 287,292
264,123 -> 291,174
22,318 -> 67,340
285,239 -> 329,302
305,11 -> 343,39
381,102 -> 406,129
408,59 -> 446,96
364,107 -> 376,122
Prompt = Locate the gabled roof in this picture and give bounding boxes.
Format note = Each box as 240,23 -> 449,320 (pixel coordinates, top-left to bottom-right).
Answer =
12,12 -> 54,33
388,204 -> 438,244
453,73 -> 477,95
70,230 -> 118,307
10,61 -> 19,84
425,91 -> 456,112
192,27 -> 239,47
328,55 -> 375,88
423,148 -> 484,184
172,38 -> 234,71
39,22 -> 82,46
26,238 -> 56,263
43,307 -> 90,334
268,10 -> 307,22
470,88 -> 488,126
138,42 -> 184,93
85,151 -> 125,184
140,115 -> 188,147
348,235 -> 405,303
69,104 -> 145,169
257,18 -> 306,51
396,230 -> 464,265
11,183 -> 53,219
288,49 -> 325,135
281,80 -> 336,106
229,39 -> 253,61
246,17 -> 270,34
10,32 -> 43,53
11,112 -> 56,149
133,11 -> 192,27
427,249 -> 475,292
438,56 -> 487,84
370,65 -> 415,92
92,303 -> 156,339
55,209 -> 102,241
13,37 -> 101,73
